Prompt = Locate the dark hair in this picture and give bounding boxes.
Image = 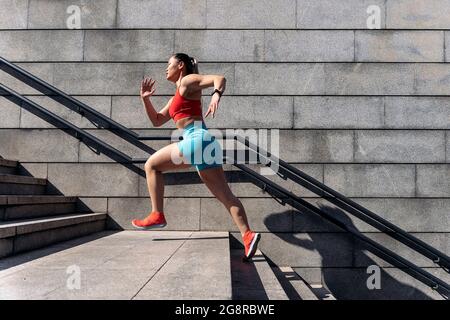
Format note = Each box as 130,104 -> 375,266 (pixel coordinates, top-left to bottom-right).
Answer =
172,53 -> 199,75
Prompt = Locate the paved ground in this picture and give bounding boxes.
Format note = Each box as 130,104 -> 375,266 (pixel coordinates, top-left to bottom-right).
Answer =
0,231 -> 232,300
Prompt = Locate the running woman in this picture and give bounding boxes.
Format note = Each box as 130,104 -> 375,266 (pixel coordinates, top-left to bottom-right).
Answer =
131,53 -> 260,260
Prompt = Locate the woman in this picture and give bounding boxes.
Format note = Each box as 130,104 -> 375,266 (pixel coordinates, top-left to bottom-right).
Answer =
131,53 -> 260,260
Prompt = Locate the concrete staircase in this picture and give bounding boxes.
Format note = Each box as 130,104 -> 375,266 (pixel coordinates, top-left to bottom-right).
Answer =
231,249 -> 289,300
0,228 -> 321,300
0,158 -> 107,258
230,243 -> 331,300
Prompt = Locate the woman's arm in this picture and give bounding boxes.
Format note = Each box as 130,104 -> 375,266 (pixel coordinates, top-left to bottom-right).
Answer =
182,74 -> 226,92
181,74 -> 226,118
140,77 -> 171,127
141,96 -> 172,127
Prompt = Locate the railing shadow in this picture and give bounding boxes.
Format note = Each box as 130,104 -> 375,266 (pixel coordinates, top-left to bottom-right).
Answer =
264,204 -> 438,300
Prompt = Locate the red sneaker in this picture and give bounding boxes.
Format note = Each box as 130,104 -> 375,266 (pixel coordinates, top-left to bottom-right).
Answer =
242,230 -> 261,260
131,211 -> 167,229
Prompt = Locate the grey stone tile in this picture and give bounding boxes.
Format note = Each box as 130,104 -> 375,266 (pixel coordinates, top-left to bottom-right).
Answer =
414,64 -> 450,95
0,0 -> 28,29
53,63 -> 145,95
355,130 -> 446,163
234,63 -> 326,95
387,0 -> 450,29
385,97 -> 450,129
355,30 -> 444,62
324,164 -> 415,197
265,30 -> 354,62
324,63 -> 416,95
84,30 -> 174,61
47,163 -> 139,197
279,130 -> 354,163
294,96 -> 384,129
0,30 -> 83,61
416,164 -> 450,197
0,130 -> 79,162
118,0 -> 206,28
207,0 -> 296,28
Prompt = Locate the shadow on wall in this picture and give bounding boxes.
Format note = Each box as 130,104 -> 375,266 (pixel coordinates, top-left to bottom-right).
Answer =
15,163 -> 97,212
263,204 -> 436,300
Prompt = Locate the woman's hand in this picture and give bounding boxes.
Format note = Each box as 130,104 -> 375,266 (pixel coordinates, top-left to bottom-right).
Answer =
205,93 -> 220,118
140,77 -> 156,99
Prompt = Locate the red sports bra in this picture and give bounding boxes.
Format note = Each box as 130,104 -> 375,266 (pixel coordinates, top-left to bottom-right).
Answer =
169,87 -> 202,123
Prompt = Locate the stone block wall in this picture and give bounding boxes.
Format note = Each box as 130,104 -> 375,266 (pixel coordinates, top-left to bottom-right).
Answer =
0,0 -> 448,299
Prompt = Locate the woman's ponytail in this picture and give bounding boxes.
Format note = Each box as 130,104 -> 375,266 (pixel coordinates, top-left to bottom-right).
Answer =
190,57 -> 199,74
173,53 -> 199,75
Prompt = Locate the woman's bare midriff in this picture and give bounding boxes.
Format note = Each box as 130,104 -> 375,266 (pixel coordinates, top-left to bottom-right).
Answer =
175,115 -> 204,129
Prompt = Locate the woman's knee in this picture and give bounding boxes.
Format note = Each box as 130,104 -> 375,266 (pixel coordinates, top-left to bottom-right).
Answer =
144,157 -> 157,172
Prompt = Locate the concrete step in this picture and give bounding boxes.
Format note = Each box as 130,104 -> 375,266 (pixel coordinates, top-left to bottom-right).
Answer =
230,249 -> 289,300
0,159 -> 18,175
271,266 -> 319,300
0,174 -> 47,195
133,231 -> 232,300
0,195 -> 77,221
0,231 -> 232,300
0,212 -> 107,258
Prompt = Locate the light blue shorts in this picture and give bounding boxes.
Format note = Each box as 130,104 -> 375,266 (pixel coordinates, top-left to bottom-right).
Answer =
177,121 -> 223,171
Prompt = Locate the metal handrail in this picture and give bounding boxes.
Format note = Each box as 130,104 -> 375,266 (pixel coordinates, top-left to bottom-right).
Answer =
0,56 -> 154,156
0,84 -> 144,177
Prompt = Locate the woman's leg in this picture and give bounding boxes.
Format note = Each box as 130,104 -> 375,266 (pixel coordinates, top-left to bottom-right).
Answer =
197,166 -> 251,236
144,142 -> 191,212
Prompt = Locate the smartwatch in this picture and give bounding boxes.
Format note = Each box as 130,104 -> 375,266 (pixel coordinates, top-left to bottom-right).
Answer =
211,89 -> 223,97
